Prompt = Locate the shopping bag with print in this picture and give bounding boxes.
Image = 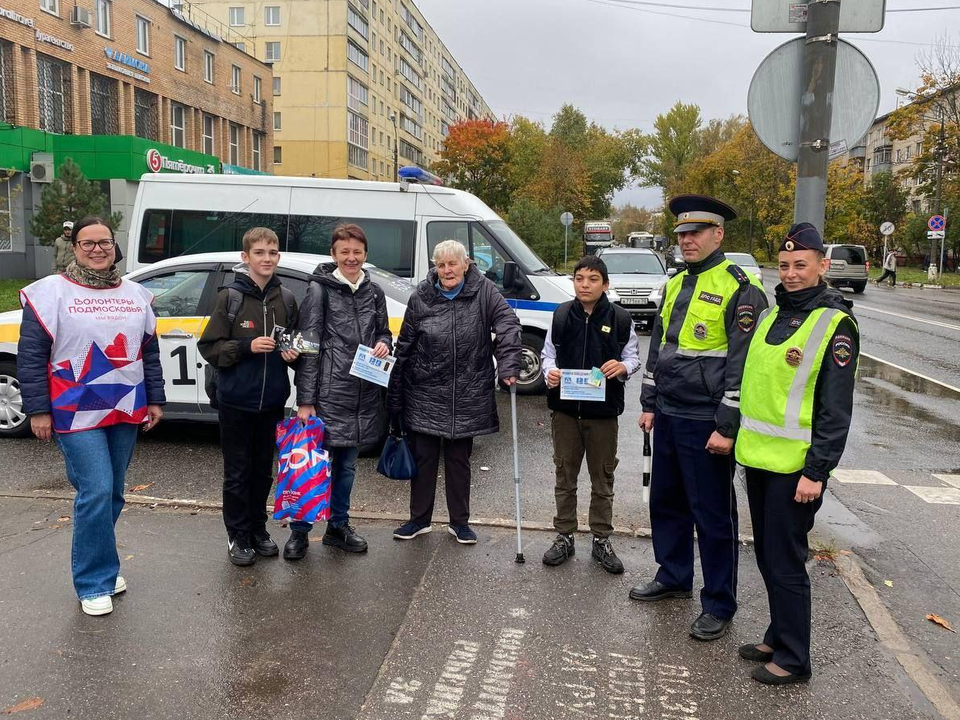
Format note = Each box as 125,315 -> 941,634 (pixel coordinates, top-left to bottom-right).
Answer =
273,416 -> 332,524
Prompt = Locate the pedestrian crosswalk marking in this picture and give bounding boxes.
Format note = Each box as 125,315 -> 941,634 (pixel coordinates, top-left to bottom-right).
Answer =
933,474 -> 960,489
832,469 -> 897,485
904,486 -> 960,505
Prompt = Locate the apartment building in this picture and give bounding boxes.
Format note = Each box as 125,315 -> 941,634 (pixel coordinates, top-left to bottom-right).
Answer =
193,0 -> 494,180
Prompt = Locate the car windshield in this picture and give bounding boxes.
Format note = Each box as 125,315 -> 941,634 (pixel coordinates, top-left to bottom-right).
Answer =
601,253 -> 665,275
726,253 -> 758,267
486,219 -> 553,274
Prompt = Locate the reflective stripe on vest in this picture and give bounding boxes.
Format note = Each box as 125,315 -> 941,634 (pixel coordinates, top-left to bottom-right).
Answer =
735,306 -> 847,474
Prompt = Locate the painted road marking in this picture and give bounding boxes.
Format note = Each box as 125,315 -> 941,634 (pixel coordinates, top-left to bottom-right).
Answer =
833,469 -> 897,485
470,627 -> 525,719
853,302 -> 960,333
904,486 -> 960,505
933,474 -> 960,489
422,640 -> 480,718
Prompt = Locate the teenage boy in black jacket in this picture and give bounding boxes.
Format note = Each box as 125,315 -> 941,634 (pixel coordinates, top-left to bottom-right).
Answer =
198,227 -> 299,566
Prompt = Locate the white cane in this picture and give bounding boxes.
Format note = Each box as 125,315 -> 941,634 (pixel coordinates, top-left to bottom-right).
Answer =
510,382 -> 525,563
642,430 -> 652,503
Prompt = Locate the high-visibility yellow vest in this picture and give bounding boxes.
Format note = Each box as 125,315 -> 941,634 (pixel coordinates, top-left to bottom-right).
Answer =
659,259 -> 763,358
735,306 -> 851,473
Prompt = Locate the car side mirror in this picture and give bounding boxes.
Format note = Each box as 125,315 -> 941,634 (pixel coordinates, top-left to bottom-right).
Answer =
503,261 -> 523,291
667,267 -> 678,277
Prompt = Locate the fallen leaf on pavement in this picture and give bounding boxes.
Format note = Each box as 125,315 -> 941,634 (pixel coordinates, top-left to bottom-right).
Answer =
884,580 -> 894,587
130,484 -> 152,492
124,555 -> 134,561
2,697 -> 45,714
57,516 -> 70,522
239,577 -> 257,587
926,614 -> 957,633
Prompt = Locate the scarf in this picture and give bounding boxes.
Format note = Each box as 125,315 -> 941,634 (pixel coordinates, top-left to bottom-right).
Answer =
63,259 -> 121,289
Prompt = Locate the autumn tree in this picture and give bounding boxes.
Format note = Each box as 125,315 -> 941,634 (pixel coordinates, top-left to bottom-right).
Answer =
637,102 -> 703,196
431,119 -> 513,214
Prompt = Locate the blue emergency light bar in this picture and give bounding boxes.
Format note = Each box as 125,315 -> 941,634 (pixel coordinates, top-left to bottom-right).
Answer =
398,166 -> 443,185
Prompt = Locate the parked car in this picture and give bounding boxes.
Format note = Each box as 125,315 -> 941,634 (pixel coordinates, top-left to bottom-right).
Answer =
595,247 -> 669,333
725,252 -> 764,283
664,245 -> 687,274
0,252 -> 413,439
824,243 -> 869,293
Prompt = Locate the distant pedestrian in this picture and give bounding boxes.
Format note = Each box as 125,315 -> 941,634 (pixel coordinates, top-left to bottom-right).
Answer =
387,240 -> 521,545
735,223 -> 858,685
875,249 -> 897,287
53,221 -> 74,273
540,255 -> 640,574
18,216 -> 165,616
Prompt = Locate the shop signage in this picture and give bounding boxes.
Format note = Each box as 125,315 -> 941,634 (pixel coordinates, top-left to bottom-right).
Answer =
145,148 -> 216,175
0,7 -> 73,50
36,29 -> 73,51
104,48 -> 150,74
0,6 -> 34,28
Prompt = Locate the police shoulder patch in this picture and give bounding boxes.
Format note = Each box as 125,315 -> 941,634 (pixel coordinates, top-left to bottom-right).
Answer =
726,264 -> 750,285
832,334 -> 854,367
736,304 -> 755,333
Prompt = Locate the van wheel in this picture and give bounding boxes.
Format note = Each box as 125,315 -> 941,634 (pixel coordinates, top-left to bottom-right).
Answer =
514,331 -> 546,396
0,362 -> 30,438
851,281 -> 866,294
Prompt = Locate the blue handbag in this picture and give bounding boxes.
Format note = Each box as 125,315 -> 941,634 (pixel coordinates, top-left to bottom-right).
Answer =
377,416 -> 417,480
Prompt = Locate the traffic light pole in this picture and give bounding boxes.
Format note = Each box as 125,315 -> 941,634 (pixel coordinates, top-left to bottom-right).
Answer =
794,0 -> 841,233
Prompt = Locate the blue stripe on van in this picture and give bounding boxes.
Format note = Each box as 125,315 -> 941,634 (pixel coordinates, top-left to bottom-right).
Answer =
507,299 -> 561,313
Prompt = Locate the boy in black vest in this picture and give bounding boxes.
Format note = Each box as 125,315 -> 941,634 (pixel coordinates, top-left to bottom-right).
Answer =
541,255 -> 640,573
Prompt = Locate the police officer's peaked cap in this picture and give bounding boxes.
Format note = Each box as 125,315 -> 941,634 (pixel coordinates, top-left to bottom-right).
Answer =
669,194 -> 738,234
780,222 -> 825,253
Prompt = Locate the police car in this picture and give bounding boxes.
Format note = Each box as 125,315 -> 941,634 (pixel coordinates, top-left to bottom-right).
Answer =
0,252 -> 413,438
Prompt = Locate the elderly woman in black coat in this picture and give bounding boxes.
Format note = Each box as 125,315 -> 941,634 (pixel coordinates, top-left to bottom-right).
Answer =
387,239 -> 522,545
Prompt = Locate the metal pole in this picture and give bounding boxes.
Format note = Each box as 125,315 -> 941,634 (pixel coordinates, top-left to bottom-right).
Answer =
564,224 -> 569,269
940,207 -> 949,278
793,0 -> 842,233
747,205 -> 754,256
932,105 -> 945,276
509,383 -> 525,563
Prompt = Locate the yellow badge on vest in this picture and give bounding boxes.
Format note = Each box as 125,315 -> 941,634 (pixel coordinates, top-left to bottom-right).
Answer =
601,325 -> 611,333
785,347 -> 804,367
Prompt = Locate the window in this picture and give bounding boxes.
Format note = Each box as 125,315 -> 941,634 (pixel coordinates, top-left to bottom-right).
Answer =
0,178 -> 12,252
399,139 -> 422,165
272,77 -> 281,96
136,15 -> 150,55
95,0 -> 111,36
89,73 -> 118,135
274,146 -> 282,164
399,86 -> 421,116
231,65 -> 241,94
273,112 -> 281,131
348,111 -> 368,169
202,114 -> 215,155
40,0 -> 58,14
204,51 -> 214,83
400,113 -> 422,140
229,6 -> 244,26
264,6 -> 280,26
134,88 -> 158,139
254,76 -> 262,103
232,41 -> 245,53
174,36 -> 186,71
37,53 -> 71,134
265,42 -> 281,62
400,4 -> 423,40
170,102 -> 185,147
348,41 -> 368,72
229,123 -> 240,164
398,57 -> 421,90
347,75 -> 368,112
348,4 -> 369,39
252,133 -> 263,171
0,43 -> 15,124
138,270 -> 213,318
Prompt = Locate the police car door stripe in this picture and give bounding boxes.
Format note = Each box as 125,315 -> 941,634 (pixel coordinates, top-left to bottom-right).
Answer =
740,416 -> 812,442
782,309 -> 843,427
506,299 -> 561,312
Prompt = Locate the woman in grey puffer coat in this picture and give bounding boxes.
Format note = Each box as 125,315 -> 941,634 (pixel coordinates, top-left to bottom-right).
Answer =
387,240 -> 521,545
288,224 -> 392,560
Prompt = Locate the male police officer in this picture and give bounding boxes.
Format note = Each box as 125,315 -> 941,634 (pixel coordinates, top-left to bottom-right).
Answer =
631,195 -> 767,641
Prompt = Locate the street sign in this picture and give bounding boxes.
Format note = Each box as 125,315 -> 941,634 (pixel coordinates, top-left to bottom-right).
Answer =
748,38 -> 880,162
927,230 -> 945,240
751,0 -> 886,33
928,215 -> 946,231
560,212 -> 573,227
880,222 -> 895,236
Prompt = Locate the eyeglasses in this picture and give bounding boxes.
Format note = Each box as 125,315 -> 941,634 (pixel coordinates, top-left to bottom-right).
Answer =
74,239 -> 116,252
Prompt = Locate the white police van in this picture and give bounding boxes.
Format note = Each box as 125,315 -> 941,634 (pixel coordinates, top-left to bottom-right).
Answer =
128,167 -> 581,394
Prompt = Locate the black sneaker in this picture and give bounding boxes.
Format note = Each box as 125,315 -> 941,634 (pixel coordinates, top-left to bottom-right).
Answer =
323,524 -> 369,553
283,529 -> 310,560
393,520 -> 432,540
251,531 -> 279,557
447,524 -> 478,545
542,533 -> 575,566
592,536 -> 624,574
228,534 -> 255,567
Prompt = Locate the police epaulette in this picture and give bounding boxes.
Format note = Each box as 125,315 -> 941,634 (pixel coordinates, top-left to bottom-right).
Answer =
727,264 -> 750,285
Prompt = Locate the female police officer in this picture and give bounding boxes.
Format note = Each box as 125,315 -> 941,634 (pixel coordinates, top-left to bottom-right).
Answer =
735,223 -> 859,685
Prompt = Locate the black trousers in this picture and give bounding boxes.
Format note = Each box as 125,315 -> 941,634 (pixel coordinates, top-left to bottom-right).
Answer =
745,467 -> 823,676
219,405 -> 284,539
408,431 -> 473,526
877,269 -> 896,285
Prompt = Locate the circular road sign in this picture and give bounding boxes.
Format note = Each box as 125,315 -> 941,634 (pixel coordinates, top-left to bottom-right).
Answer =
880,222 -> 895,236
929,215 -> 946,231
560,212 -> 574,227
748,38 -> 880,162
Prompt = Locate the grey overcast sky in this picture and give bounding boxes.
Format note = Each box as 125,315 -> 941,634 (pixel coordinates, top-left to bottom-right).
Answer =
412,0 -> 956,210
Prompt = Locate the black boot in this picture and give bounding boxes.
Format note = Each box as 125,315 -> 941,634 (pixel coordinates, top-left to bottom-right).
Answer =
283,529 -> 310,560
542,533 -> 575,566
591,536 -> 624,574
251,530 -> 279,557
228,533 -> 256,567
322,524 -> 368,553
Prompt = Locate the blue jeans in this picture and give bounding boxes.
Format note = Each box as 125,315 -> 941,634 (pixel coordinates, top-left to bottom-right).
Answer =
291,445 -> 360,532
55,423 -> 139,600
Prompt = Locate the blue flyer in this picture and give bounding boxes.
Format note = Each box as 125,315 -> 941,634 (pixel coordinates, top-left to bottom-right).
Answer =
559,369 -> 606,401
348,344 -> 396,388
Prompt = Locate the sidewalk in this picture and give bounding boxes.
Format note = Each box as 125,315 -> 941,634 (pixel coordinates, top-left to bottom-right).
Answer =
0,497 -> 937,720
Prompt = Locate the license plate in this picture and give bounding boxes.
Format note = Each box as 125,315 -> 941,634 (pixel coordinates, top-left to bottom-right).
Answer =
619,298 -> 646,305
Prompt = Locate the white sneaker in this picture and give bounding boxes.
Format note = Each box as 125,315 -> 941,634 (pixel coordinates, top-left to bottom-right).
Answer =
114,576 -> 127,595
80,595 -> 113,616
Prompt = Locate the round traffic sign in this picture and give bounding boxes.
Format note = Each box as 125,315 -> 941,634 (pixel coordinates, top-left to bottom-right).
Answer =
880,222 -> 895,236
928,215 -> 946,231
748,38 -> 880,162
560,212 -> 574,227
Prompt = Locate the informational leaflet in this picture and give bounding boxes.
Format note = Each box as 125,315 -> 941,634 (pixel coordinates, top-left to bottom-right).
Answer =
349,344 -> 396,388
559,368 -> 606,401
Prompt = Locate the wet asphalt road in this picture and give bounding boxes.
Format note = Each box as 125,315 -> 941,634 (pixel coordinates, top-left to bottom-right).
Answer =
0,498 -> 936,720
